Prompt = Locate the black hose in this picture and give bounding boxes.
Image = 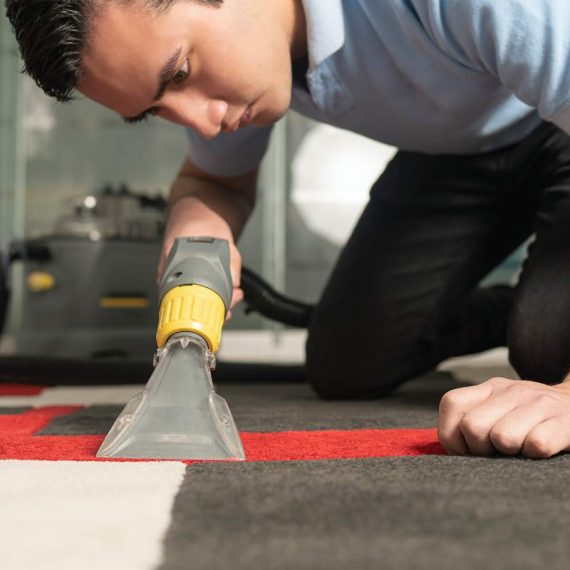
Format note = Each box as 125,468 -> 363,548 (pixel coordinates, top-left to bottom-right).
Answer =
240,266 -> 314,328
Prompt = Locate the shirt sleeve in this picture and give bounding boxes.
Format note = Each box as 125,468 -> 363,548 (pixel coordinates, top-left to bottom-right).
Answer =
185,123 -> 274,177
418,0 -> 570,132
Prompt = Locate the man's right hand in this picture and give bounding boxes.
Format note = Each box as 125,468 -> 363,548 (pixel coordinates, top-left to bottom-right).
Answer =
159,159 -> 258,319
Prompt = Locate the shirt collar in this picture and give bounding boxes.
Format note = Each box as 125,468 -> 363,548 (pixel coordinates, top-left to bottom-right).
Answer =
301,0 -> 346,70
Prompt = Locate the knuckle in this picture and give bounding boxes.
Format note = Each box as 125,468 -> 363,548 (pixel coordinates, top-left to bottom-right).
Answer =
535,393 -> 557,407
489,428 -> 521,454
459,414 -> 485,439
503,383 -> 528,399
503,382 -> 529,401
504,381 -> 523,393
439,389 -> 465,413
489,376 -> 510,387
524,434 -> 554,459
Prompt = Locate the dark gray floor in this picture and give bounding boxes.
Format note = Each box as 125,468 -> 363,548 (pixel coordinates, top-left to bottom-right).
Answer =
0,407 -> 31,415
217,372 -> 455,431
152,373 -> 569,570
159,456 -> 570,570
39,372 -> 457,435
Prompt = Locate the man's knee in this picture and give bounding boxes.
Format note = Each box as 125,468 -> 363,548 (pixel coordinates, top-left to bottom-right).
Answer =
305,319 -> 418,400
508,314 -> 570,384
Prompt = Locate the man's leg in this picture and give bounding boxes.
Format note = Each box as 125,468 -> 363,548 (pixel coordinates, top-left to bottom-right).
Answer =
506,126 -> 570,383
305,138 -> 539,399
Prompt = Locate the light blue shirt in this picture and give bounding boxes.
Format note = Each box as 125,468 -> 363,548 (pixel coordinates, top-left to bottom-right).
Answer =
187,0 -> 570,176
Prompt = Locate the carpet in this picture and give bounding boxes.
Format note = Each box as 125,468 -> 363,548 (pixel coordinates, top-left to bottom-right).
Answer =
1,372 -> 569,570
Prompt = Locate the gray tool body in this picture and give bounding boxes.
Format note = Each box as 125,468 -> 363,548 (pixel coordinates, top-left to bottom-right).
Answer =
159,237 -> 232,307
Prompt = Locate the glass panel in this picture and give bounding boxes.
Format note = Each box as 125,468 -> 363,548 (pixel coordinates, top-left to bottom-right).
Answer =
22,84 -> 187,237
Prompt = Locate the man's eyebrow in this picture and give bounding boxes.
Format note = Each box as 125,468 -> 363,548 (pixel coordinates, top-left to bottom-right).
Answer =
121,47 -> 183,123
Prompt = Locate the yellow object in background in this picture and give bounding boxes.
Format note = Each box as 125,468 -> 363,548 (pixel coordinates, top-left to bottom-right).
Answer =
27,272 -> 56,293
99,297 -> 150,309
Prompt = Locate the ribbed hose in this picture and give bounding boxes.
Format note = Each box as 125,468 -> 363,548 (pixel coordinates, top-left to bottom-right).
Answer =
240,267 -> 314,328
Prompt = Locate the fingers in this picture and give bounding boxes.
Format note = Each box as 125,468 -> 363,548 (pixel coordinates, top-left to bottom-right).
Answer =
226,287 -> 244,321
522,416 -> 570,459
454,381 -> 544,456
224,242 -> 243,321
439,377 -> 570,459
229,242 -> 242,287
487,400 -> 554,456
231,287 -> 244,308
438,380 -> 498,455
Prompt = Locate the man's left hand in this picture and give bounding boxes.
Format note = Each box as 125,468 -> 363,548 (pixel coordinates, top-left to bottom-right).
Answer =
438,376 -> 570,458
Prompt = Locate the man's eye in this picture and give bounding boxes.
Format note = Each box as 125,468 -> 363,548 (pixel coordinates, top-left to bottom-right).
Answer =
172,59 -> 190,85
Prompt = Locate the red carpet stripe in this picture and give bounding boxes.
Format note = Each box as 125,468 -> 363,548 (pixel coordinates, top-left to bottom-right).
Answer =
0,407 -> 444,461
0,384 -> 46,396
241,430 -> 443,461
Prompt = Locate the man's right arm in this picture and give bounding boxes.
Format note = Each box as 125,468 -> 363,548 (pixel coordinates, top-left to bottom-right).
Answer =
159,157 -> 259,312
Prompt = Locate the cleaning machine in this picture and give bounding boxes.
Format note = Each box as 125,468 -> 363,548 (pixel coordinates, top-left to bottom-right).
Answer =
12,185 -> 166,360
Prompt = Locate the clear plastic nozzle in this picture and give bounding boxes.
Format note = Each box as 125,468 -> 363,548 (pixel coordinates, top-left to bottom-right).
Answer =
96,334 -> 245,460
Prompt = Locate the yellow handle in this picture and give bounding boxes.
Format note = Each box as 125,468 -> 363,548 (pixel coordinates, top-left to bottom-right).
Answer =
156,285 -> 226,352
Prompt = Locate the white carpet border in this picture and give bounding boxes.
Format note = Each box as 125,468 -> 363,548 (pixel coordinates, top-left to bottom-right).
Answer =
0,460 -> 186,570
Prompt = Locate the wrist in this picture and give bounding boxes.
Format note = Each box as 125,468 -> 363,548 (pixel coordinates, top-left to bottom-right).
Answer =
166,196 -> 235,242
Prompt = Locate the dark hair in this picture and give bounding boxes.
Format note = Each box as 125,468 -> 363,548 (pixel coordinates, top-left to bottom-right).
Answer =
5,0 -> 223,102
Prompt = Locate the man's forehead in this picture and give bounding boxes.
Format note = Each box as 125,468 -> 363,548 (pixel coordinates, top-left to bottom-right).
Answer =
80,2 -> 179,113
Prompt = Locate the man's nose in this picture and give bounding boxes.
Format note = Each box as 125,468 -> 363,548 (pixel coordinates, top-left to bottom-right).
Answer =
162,93 -> 228,137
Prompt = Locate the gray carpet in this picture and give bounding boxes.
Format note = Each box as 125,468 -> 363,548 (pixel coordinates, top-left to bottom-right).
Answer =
159,456 -> 570,570
40,371 -> 454,435
157,373 -> 569,570
0,407 -> 31,415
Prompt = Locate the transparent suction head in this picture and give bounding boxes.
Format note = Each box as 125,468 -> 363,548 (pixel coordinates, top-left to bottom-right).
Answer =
96,334 -> 245,460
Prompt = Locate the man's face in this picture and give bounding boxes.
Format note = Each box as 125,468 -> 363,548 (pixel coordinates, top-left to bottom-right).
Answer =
79,0 -> 298,138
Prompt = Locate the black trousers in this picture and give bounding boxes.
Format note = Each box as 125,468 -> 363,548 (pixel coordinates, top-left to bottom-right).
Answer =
305,122 -> 570,399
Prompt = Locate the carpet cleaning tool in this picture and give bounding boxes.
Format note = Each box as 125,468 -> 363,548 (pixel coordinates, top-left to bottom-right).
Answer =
96,237 -> 245,460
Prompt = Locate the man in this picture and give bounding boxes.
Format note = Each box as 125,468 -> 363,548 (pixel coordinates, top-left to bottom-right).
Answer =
7,0 -> 570,459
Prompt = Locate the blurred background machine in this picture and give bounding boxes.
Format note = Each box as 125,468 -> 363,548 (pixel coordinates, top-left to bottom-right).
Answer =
11,185 -> 165,360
